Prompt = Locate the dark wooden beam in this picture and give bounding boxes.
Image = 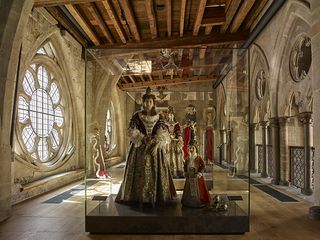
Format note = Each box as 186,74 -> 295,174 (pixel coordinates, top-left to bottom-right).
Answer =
46,7 -> 88,47
230,0 -> 255,33
145,0 -> 157,39
193,0 -> 207,36
119,0 -> 141,42
65,4 -> 100,45
206,0 -> 226,7
180,0 -> 187,37
201,17 -> 226,26
244,0 -> 269,30
90,31 -> 248,49
34,0 -> 101,7
166,0 -> 172,37
128,75 -> 136,83
220,0 -> 242,33
88,3 -> 114,44
119,75 -> 217,90
201,6 -> 226,26
101,0 -> 127,43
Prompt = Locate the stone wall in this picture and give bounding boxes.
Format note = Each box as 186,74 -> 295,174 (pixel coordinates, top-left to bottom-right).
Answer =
11,7 -> 85,204
0,0 -> 34,221
311,0 -> 320,205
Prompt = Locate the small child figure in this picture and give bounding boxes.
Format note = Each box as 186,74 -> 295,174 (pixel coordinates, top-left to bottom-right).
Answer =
181,140 -> 211,208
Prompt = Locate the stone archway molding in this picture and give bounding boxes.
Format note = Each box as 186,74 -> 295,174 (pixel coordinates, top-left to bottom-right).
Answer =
0,0 -> 34,222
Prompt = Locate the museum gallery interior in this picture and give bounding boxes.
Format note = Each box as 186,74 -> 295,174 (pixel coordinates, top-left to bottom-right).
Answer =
1,0 -> 320,238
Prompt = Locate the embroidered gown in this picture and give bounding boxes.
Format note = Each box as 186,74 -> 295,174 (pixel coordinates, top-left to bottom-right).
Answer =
116,111 -> 177,205
166,121 -> 184,178
181,155 -> 211,208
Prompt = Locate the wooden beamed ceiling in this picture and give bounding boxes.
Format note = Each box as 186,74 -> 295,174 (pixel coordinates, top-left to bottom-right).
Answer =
33,0 -> 270,90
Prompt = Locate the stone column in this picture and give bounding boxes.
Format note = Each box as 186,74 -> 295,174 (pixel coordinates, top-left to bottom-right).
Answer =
249,123 -> 258,173
311,0 -> 320,217
220,129 -> 227,163
260,121 -> 269,178
300,112 -> 313,196
0,0 -> 33,222
270,118 -> 280,185
278,117 -> 290,186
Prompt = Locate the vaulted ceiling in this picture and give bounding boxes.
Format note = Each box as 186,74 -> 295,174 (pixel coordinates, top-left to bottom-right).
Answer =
33,0 -> 270,90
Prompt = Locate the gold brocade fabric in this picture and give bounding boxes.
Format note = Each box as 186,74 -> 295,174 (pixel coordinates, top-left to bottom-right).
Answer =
116,113 -> 176,205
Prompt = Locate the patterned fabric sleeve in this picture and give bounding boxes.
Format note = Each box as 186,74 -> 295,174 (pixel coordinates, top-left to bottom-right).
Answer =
155,127 -> 171,148
152,116 -> 169,148
174,123 -> 182,138
127,113 -> 144,147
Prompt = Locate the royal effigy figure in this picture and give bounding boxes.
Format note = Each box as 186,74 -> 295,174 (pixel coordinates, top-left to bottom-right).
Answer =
165,106 -> 184,178
181,140 -> 211,208
205,110 -> 214,164
116,87 -> 177,206
183,104 -> 197,160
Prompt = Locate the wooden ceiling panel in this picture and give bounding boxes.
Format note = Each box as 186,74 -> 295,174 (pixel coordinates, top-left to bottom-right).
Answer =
42,0 -> 271,90
230,0 -> 256,33
220,0 -> 242,33
100,0 -> 127,43
34,0 -> 101,8
65,4 -> 100,45
244,0 -> 269,30
119,0 -> 141,42
46,6 -> 88,47
145,0 -> 158,39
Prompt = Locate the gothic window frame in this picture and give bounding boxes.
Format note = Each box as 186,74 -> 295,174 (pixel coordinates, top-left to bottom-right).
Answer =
15,41 -> 73,168
289,34 -> 312,83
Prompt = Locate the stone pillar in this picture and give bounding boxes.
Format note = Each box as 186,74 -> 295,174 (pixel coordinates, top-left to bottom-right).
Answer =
270,118 -> 280,185
300,112 -> 313,196
311,0 -> 320,213
260,121 -> 269,178
249,123 -> 258,173
0,0 -> 33,222
220,129 -> 227,163
278,117 -> 290,186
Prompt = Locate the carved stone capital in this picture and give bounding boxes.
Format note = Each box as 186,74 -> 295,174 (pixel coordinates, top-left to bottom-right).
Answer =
299,112 -> 313,124
260,121 -> 269,128
269,117 -> 279,128
249,123 -> 258,131
278,117 -> 290,126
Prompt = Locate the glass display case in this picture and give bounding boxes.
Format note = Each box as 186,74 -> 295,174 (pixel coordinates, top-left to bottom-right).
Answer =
84,47 -> 250,233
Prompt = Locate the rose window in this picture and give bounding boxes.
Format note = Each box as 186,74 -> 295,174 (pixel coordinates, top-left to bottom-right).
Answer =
18,65 -> 64,163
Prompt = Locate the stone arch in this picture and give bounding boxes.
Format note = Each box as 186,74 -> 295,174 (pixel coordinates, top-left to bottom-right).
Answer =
269,0 -> 311,117
250,43 -> 271,122
14,29 -> 79,171
0,0 -> 34,221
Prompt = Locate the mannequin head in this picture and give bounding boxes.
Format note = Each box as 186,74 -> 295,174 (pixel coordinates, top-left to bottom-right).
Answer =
142,87 -> 156,115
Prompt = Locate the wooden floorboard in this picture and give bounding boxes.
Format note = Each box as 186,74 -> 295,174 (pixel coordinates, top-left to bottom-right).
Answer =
0,176 -> 319,239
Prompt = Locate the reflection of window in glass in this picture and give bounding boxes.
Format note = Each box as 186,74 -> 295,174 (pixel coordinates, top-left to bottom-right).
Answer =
104,103 -> 116,155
